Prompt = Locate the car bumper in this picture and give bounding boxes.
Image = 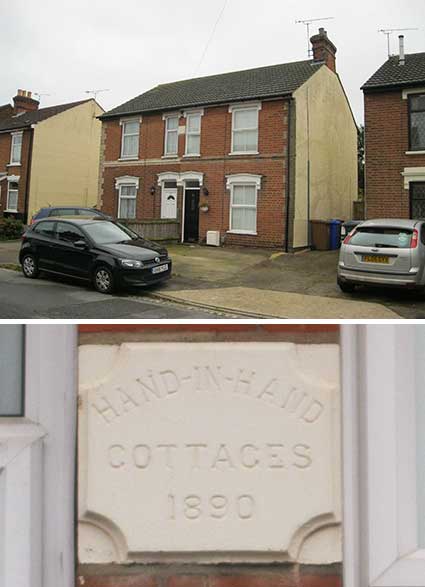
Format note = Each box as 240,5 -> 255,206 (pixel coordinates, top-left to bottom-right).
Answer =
116,261 -> 172,287
338,267 -> 421,288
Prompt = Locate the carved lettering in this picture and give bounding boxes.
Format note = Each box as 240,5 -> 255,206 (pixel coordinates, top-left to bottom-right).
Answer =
160,370 -> 180,395
240,444 -> 260,469
293,443 -> 312,469
302,400 -> 325,424
133,444 -> 151,468
109,444 -> 125,468
92,396 -> 120,423
212,444 -> 235,469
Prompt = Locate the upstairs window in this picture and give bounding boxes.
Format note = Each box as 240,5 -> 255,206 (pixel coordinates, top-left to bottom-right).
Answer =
409,93 -> 425,150
184,110 -> 203,156
120,119 -> 140,159
164,115 -> 179,156
10,132 -> 23,165
229,103 -> 261,154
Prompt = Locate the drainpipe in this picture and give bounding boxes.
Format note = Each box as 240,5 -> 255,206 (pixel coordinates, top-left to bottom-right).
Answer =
306,86 -> 311,248
284,97 -> 294,252
23,126 -> 34,224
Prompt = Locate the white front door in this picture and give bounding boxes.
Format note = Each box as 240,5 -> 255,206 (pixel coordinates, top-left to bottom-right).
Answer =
161,187 -> 177,219
0,325 -> 77,587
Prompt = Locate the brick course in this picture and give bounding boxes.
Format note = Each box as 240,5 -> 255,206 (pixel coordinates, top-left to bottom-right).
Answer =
364,89 -> 425,218
77,565 -> 342,587
100,99 -> 289,248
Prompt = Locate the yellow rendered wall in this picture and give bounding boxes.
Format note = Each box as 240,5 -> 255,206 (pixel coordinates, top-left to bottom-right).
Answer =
292,66 -> 358,248
28,100 -> 103,219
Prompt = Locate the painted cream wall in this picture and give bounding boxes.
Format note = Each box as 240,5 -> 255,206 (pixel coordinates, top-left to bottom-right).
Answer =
28,100 -> 103,220
292,66 -> 357,248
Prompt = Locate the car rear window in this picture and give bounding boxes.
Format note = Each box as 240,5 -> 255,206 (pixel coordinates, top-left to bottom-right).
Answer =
349,227 -> 414,248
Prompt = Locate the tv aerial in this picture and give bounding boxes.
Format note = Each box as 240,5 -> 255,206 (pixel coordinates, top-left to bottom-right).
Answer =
33,92 -> 51,104
85,89 -> 110,101
378,28 -> 418,57
296,16 -> 335,57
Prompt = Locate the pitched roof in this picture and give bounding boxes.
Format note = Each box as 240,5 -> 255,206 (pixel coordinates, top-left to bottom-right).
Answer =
0,104 -> 13,121
101,59 -> 323,119
362,52 -> 425,91
0,99 -> 92,132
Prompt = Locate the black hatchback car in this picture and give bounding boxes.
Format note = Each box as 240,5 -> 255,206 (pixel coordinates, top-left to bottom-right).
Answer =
19,218 -> 172,294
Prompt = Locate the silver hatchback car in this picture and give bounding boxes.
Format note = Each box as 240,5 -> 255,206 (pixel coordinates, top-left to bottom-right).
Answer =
337,219 -> 425,293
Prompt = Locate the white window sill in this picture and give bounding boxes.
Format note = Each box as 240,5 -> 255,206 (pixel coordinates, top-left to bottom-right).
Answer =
7,162 -> 21,167
406,150 -> 425,155
162,154 -> 179,159
228,151 -> 259,156
4,209 -> 18,213
183,154 -> 201,158
118,157 -> 139,161
227,230 -> 257,236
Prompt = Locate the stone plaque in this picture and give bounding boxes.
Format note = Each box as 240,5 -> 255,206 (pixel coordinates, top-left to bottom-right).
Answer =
78,343 -> 340,563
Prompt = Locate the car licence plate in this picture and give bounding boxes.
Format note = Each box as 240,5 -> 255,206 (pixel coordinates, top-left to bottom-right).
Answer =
363,255 -> 389,264
151,263 -> 168,274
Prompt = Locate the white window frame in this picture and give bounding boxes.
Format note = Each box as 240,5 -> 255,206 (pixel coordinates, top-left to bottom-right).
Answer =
226,174 -> 261,235
115,176 -> 139,219
342,324 -> 425,587
184,109 -> 204,157
119,118 -> 141,160
0,325 -> 77,587
9,131 -> 23,165
163,113 -> 180,157
229,102 -> 261,155
6,177 -> 19,212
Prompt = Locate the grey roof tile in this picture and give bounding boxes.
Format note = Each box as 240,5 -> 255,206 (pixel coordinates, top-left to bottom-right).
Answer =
0,99 -> 91,132
362,52 -> 425,90
101,59 -> 323,119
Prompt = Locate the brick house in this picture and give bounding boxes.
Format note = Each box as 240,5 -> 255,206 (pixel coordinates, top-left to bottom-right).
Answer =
362,37 -> 425,219
0,90 -> 104,222
99,29 -> 357,249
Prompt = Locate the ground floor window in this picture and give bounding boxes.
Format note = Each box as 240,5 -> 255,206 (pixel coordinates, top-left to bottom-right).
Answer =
7,181 -> 18,212
118,184 -> 137,219
410,182 -> 425,219
226,175 -> 261,235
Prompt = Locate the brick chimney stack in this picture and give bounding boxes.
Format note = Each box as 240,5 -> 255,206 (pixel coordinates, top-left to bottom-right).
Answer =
13,89 -> 40,114
310,28 -> 337,73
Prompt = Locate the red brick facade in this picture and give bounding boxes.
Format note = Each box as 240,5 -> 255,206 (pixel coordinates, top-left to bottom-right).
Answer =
100,99 -> 290,248
0,128 -> 32,219
364,89 -> 425,218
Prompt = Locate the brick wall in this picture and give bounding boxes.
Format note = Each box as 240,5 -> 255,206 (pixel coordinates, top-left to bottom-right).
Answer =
364,89 -> 425,218
78,324 -> 341,587
0,128 -> 32,218
100,99 -> 289,248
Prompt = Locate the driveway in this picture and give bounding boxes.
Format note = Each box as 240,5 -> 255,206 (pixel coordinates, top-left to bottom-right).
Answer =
1,240 -> 424,318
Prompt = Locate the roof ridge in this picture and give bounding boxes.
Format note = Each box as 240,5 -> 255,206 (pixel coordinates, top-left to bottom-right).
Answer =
154,58 -> 316,89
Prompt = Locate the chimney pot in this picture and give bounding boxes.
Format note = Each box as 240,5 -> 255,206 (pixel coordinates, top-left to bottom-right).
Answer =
399,34 -> 405,65
12,89 -> 40,114
310,27 -> 337,73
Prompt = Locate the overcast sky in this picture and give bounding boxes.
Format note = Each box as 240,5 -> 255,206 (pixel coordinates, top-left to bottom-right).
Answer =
1,0 -> 424,123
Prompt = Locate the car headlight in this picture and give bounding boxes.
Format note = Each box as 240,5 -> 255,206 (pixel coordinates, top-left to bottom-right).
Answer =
119,259 -> 143,269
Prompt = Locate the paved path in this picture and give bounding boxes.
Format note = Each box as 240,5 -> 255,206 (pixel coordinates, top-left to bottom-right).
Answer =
154,286 -> 400,319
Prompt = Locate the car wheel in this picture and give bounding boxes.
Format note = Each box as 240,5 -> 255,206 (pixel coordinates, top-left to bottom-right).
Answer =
93,266 -> 114,294
338,279 -> 356,294
22,254 -> 39,279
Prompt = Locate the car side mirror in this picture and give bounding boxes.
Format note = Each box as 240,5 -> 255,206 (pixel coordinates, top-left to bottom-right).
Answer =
74,239 -> 87,249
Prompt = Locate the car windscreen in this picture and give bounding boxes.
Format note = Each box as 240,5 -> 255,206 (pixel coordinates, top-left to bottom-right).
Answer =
82,222 -> 135,244
349,227 -> 413,248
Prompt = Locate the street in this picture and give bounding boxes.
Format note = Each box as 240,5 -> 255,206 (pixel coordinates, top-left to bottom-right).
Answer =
0,269 -> 239,319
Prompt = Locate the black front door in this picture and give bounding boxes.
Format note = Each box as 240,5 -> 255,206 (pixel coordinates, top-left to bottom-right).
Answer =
184,189 -> 200,242
411,182 -> 425,219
